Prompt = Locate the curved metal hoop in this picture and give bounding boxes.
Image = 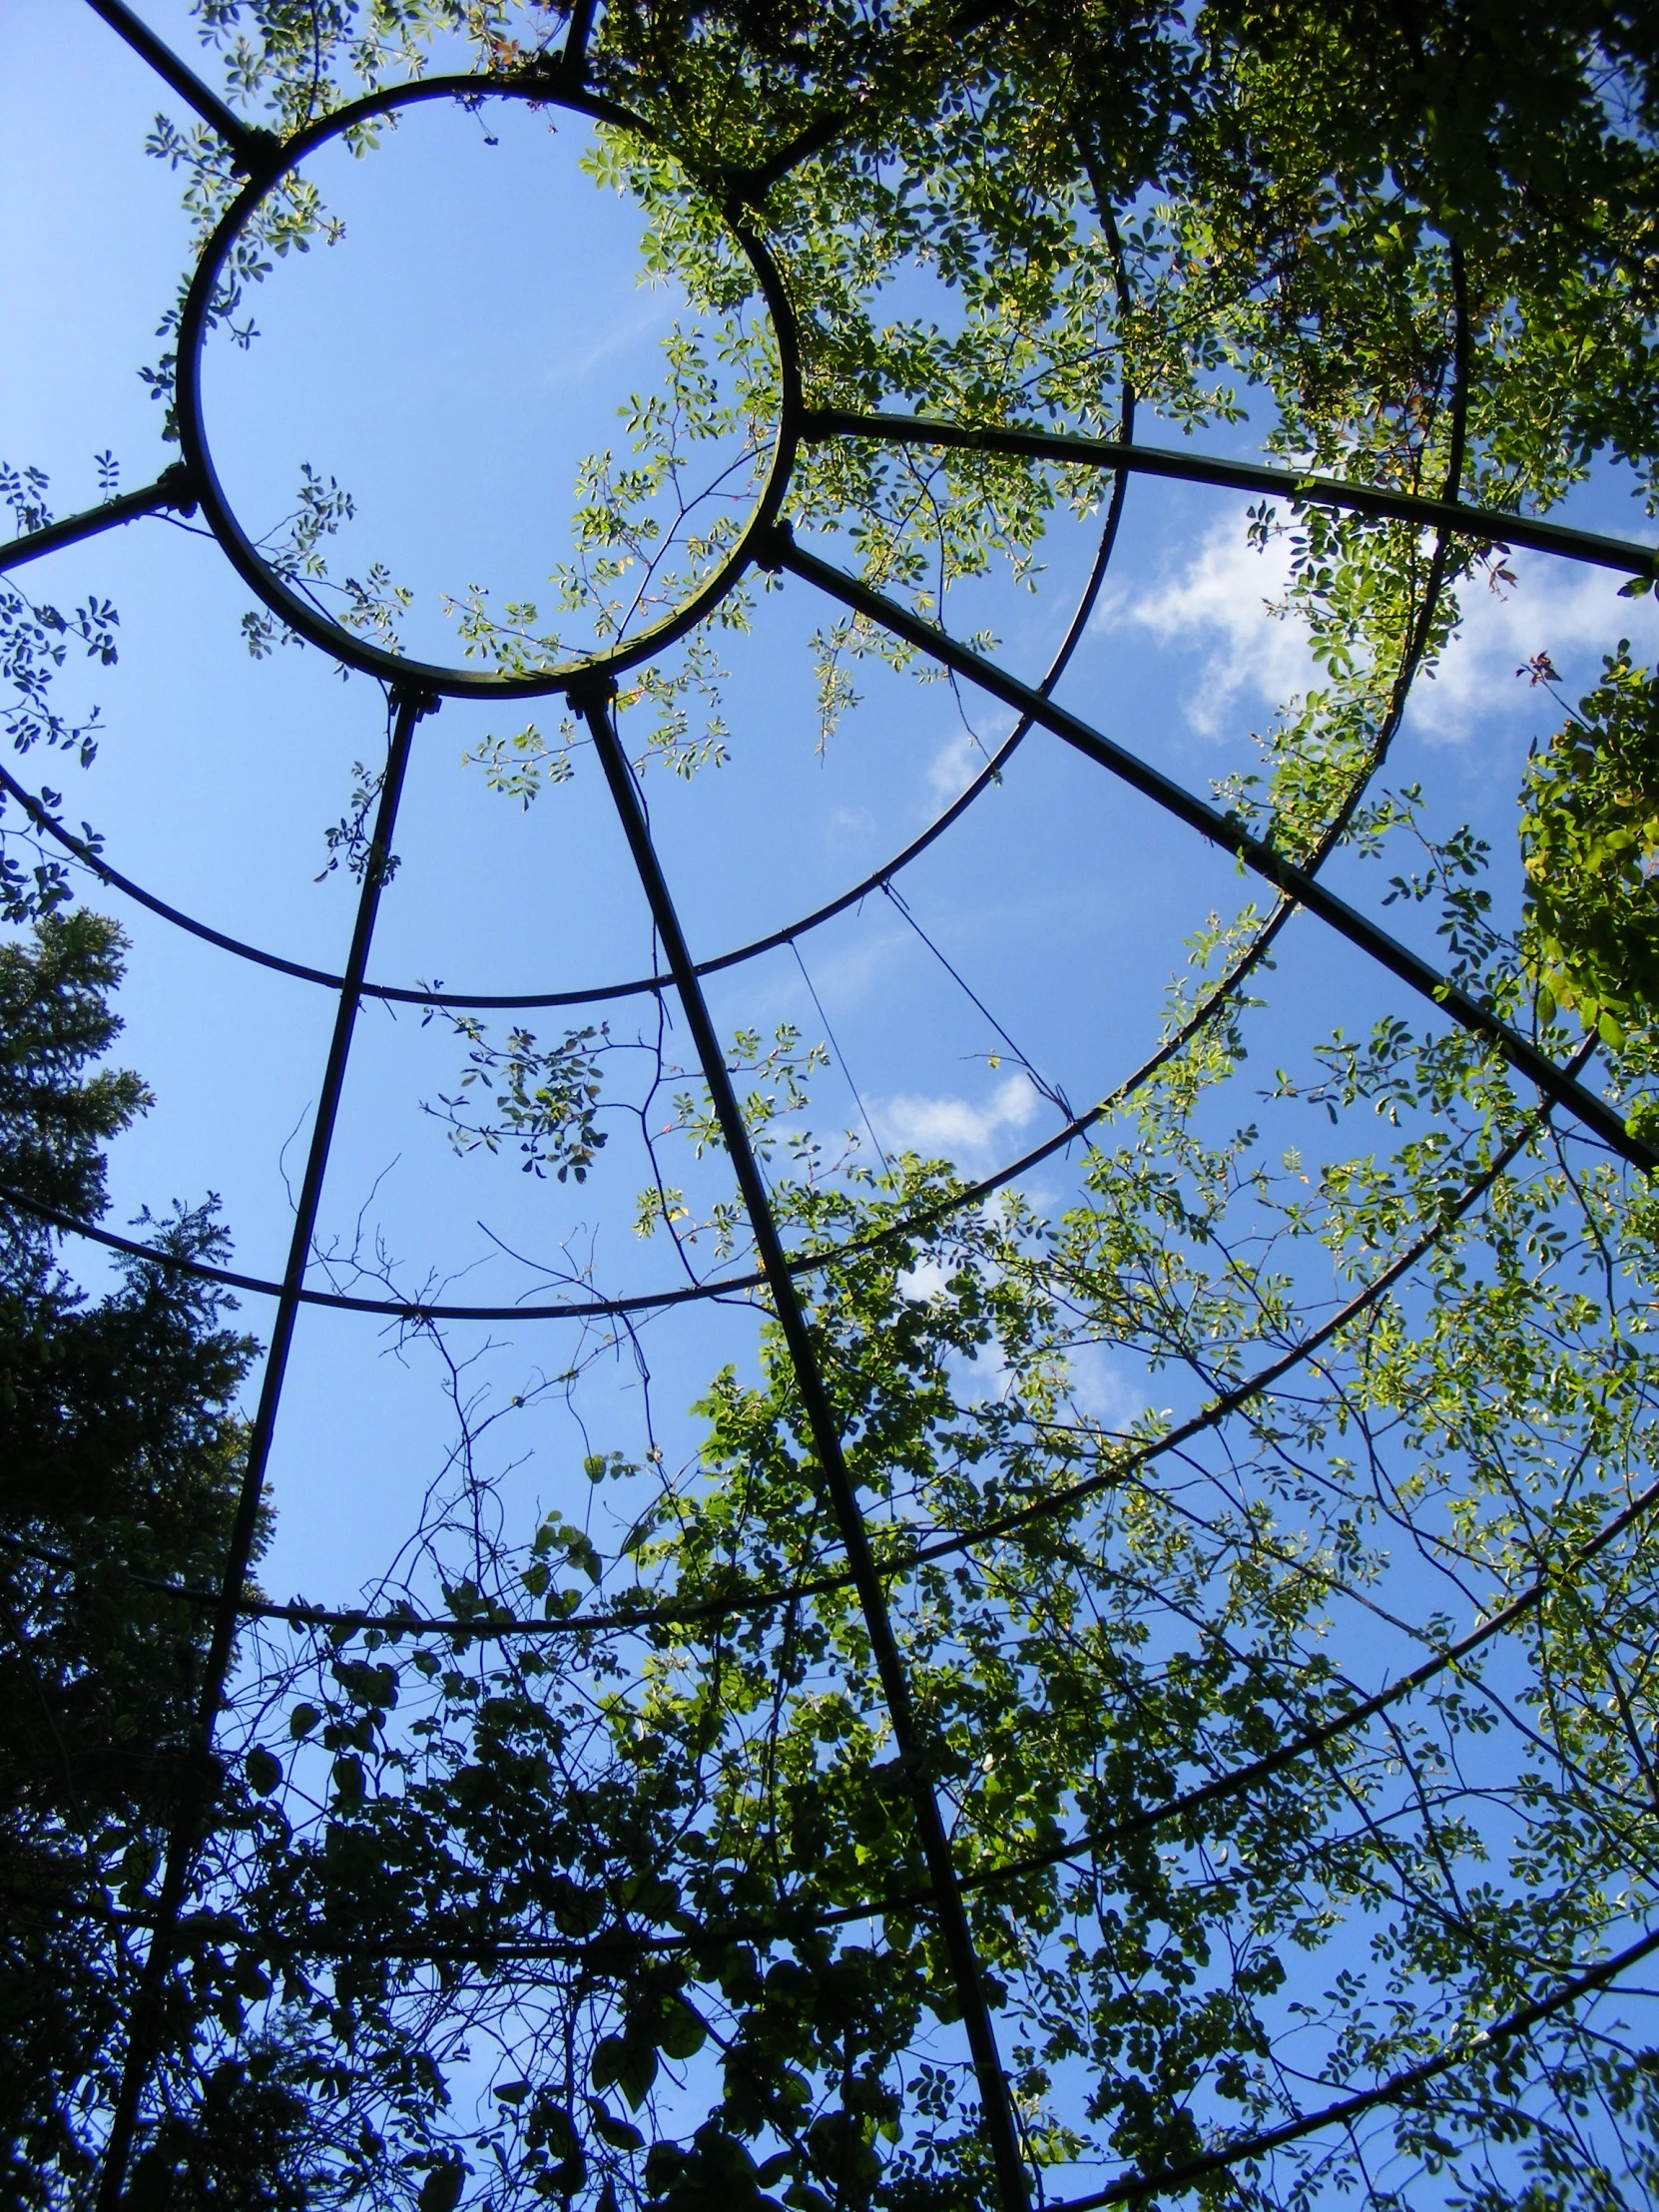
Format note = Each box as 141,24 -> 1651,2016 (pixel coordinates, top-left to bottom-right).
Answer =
4,388 -> 1134,1012
0,663 -> 1023,1012
174,73 -> 803,700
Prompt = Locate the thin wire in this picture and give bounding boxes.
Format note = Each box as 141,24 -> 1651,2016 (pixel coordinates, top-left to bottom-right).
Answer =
777,535 -> 1655,1174
790,937 -> 891,1172
881,877 -> 1073,1117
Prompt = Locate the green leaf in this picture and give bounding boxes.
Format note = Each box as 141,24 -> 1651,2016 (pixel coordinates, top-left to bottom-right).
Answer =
245,1746 -> 282,1798
418,2162 -> 464,2212
590,2034 -> 626,2095
590,2106 -> 645,2152
655,1998 -> 706,2061
287,1701 -> 321,1740
618,2043 -> 658,2111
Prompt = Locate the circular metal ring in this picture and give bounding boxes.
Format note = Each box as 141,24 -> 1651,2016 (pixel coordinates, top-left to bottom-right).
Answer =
4,719 -> 1028,1012
175,74 -> 802,700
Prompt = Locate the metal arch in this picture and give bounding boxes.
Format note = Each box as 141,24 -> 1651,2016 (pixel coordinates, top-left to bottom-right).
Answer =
172,73 -> 803,701
0,847 -> 1417,1329
1,730 -> 1030,1009
11,1040 -> 1592,1657
192,1449 -> 1659,1949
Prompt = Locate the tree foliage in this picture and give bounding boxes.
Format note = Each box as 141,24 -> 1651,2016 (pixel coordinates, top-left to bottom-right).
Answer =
13,0 -> 1659,2208
0,909 -> 269,2206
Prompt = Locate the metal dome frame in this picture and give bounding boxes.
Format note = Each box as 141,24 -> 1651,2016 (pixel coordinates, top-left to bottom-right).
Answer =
6,4 -> 1659,2206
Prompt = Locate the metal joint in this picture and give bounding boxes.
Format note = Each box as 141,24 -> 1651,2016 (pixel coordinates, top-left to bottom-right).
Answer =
155,460 -> 199,517
720,167 -> 769,215
389,684 -> 441,723
230,124 -> 285,180
503,55 -> 567,98
755,520 -> 795,574
564,668 -> 620,714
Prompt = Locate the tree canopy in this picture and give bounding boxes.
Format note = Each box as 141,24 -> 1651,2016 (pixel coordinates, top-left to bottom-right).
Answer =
12,1 -> 1659,2209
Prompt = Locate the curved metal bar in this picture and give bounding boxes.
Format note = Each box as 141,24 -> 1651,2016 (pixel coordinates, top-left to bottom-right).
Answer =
561,0 -> 597,85
0,573 -> 1048,1012
1,379 -> 1131,1012
0,832 -> 1485,1332
81,0 -> 280,174
0,1174 -> 774,1319
174,75 -> 802,701
197,1450 -> 1659,2005
1052,1915 -> 1659,2209
256,1446 -> 1659,1960
0,465 -> 197,574
5,1051 -> 1556,1640
88,1389 -> 1659,1977
776,531 -> 1658,1172
807,409 -> 1659,578
0,907 -> 1270,1329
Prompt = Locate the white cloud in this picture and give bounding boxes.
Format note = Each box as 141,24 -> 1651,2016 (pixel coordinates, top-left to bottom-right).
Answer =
1101,515 -> 1659,746
1065,1343 -> 1156,1430
875,1072 -> 1041,1166
925,722 -> 1011,802
927,729 -> 981,800
1101,518 -> 1311,736
1409,552 -> 1659,742
896,1255 -> 951,1302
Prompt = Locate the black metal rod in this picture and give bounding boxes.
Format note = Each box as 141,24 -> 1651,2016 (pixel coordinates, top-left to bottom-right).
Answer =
94,688 -> 428,2210
804,409 -> 1659,579
776,532 -> 1656,1174
82,0 -> 277,171
577,683 -> 1034,2212
561,0 -> 597,81
0,466 -> 196,575
735,107 -> 852,198
1054,1914 -> 1659,2210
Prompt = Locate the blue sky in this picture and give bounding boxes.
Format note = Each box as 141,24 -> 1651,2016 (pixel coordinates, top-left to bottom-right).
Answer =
7,0 -> 1659,1618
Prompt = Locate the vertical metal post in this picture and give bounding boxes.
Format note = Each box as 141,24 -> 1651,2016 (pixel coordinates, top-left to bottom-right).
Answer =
579,681 -> 1032,2212
96,687 -> 432,2209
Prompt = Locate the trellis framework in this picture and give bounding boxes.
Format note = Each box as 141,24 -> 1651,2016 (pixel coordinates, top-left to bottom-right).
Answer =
7,4 -> 1659,2208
